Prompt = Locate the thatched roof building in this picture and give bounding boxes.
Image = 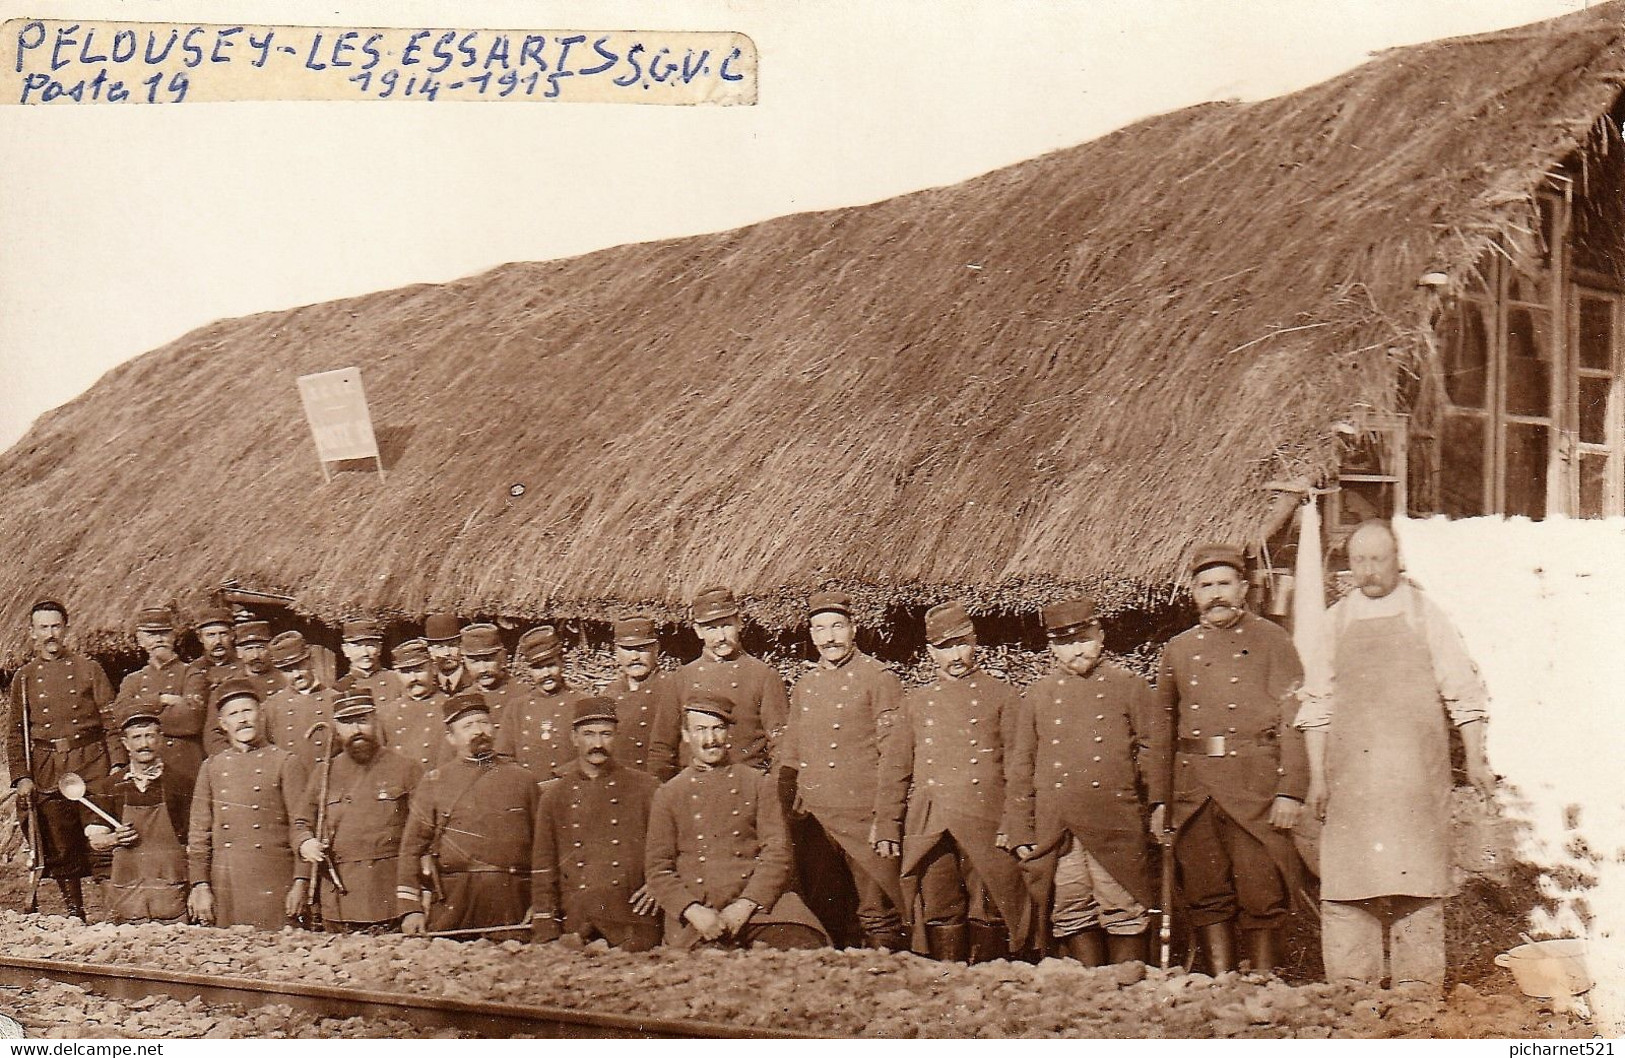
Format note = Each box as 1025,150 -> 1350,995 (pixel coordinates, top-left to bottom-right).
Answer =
3,3 -> 1624,663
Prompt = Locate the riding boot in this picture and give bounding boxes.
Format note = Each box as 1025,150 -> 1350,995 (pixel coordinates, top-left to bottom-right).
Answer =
1243,927 -> 1278,976
1199,921 -> 1235,975
864,927 -> 911,953
57,877 -> 86,922
1106,930 -> 1149,965
967,919 -> 1010,964
925,923 -> 969,962
1061,929 -> 1107,967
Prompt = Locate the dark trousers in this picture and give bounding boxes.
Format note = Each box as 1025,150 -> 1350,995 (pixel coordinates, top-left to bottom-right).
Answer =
917,836 -> 1000,928
29,794 -> 92,880
803,814 -> 903,936
1175,800 -> 1286,931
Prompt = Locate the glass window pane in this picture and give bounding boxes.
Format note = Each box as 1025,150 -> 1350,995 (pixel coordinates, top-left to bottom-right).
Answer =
1506,268 -> 1551,305
1579,296 -> 1614,372
1441,414 -> 1487,517
1504,422 -> 1550,520
1580,376 -> 1612,446
1579,453 -> 1609,519
1504,307 -> 1552,417
1442,300 -> 1489,409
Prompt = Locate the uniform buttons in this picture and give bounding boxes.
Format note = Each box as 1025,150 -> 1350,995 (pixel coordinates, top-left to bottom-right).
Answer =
828,762 -> 836,768
611,839 -> 620,846
971,778 -> 980,785
731,830 -> 740,837
1054,699 -> 1063,706
253,843 -> 262,849
832,723 -> 840,730
1093,756 -> 1101,762
969,716 -> 978,723
969,758 -> 979,765
1093,737 -> 1103,743
1229,751 -> 1238,758
829,743 -> 838,750
1227,704 -> 1237,710
574,841 -> 583,848
611,861 -> 620,868
224,842 -> 232,848
1227,727 -> 1236,734
1091,781 -> 1101,788
1051,739 -> 1060,746
1192,729 -> 1201,736
1054,782 -> 1063,789
1053,762 -> 1062,769
1230,677 -> 1239,684
1096,715 -> 1105,721
253,823 -> 261,829
698,856 -> 707,863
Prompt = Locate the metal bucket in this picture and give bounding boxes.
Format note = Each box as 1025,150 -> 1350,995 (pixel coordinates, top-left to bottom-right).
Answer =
1495,938 -> 1591,998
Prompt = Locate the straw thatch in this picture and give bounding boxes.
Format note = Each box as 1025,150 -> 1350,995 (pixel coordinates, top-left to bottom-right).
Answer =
3,4 -> 1624,662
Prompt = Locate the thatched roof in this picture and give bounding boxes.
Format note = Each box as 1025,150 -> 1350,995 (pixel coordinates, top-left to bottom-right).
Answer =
3,3 -> 1624,661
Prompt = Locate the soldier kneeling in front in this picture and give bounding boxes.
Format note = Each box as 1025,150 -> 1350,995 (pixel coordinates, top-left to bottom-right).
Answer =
82,700 -> 199,923
645,697 -> 828,950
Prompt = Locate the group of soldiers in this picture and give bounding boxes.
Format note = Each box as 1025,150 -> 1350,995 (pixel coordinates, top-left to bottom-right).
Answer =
4,520 -> 1493,991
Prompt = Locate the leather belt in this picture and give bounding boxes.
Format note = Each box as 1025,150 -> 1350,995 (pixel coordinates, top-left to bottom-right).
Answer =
443,865 -> 528,876
1177,734 -> 1272,757
34,729 -> 104,751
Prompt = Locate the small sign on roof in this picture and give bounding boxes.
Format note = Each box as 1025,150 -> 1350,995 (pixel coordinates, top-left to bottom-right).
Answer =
296,367 -> 382,481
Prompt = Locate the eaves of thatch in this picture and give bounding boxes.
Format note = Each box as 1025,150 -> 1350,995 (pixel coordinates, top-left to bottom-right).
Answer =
3,4 -> 1624,664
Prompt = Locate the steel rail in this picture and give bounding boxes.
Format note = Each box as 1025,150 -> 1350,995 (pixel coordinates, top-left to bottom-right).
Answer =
0,954 -> 817,1039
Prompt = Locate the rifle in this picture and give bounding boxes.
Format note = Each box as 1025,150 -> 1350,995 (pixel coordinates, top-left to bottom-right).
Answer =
1157,811 -> 1175,969
16,673 -> 47,914
299,721 -> 346,926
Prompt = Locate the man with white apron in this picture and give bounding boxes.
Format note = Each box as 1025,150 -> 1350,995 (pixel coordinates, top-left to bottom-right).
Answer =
83,701 -> 198,923
1299,520 -> 1492,993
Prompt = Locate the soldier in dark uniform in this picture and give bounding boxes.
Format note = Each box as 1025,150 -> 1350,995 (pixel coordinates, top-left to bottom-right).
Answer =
1147,544 -> 1308,975
660,587 -> 787,773
373,638 -> 449,772
645,698 -> 827,950
898,601 -> 1034,963
531,697 -> 663,950
181,607 -> 240,725
261,631 -> 336,772
397,691 -> 540,939
599,617 -> 680,778
777,590 -> 910,951
6,599 -> 116,920
187,677 -> 310,929
293,689 -> 422,933
423,613 -> 469,696
82,700 -> 198,923
203,620 -> 281,758
491,626 -> 589,777
113,606 -> 202,772
336,618 -> 404,699
1006,597 -> 1156,965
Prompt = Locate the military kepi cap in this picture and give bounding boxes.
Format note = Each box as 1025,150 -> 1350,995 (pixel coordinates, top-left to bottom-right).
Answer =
212,675 -> 263,709
460,623 -> 504,657
1041,597 -> 1100,640
443,689 -> 490,725
423,613 -> 461,644
684,695 -> 735,725
924,601 -> 975,647
518,625 -> 563,663
808,590 -> 852,617
393,637 -> 432,668
1188,543 -> 1247,577
342,618 -> 384,643
136,607 -> 175,632
195,606 -> 235,631
268,630 -> 311,668
572,697 -> 619,727
333,689 -> 376,721
612,617 -> 658,648
691,586 -> 740,624
116,700 -> 163,729
235,620 -> 272,645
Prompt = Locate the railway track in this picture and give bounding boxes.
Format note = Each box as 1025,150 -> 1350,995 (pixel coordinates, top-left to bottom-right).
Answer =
0,954 -> 816,1039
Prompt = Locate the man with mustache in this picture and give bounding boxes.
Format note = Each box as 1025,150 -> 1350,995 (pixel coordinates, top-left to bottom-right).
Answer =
645,698 -> 827,950
491,625 -> 589,777
6,598 -> 116,920
261,631 -> 337,772
423,614 -> 470,697
600,617 -> 681,778
335,618 -> 404,699
897,602 -> 1034,963
373,638 -> 450,771
531,698 -> 662,950
776,590 -> 910,951
1297,520 -> 1492,994
187,678 -> 310,929
181,607 -> 240,726
292,689 -> 422,933
114,607 -> 203,772
397,690 -> 540,939
1146,544 -> 1308,976
82,700 -> 198,923
662,587 -> 787,773
1005,597 -> 1156,965
202,620 -> 281,758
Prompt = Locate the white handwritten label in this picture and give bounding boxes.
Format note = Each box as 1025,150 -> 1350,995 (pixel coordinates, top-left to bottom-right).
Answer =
297,368 -> 380,464
2,21 -> 758,105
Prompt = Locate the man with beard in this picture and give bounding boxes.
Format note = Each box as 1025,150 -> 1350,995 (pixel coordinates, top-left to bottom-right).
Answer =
187,678 -> 309,929
336,618 -> 404,698
398,691 -> 540,939
531,698 -> 662,950
1146,544 -> 1308,975
423,614 -> 469,696
203,621 -> 281,758
261,631 -> 337,772
600,617 -> 680,778
82,701 -> 198,923
1006,597 -> 1156,965
897,601 -> 1034,963
1297,521 -> 1492,993
374,638 -> 449,771
776,590 -> 910,951
662,587 -> 787,773
114,607 -> 202,772
6,599 -> 117,920
645,698 -> 827,950
182,607 -> 240,724
492,626 -> 588,777
293,689 -> 422,933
